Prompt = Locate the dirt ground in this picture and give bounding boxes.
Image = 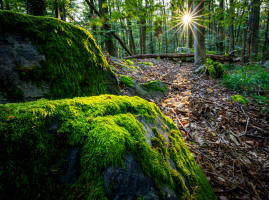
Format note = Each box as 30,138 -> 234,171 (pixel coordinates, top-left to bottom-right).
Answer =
112,57 -> 269,200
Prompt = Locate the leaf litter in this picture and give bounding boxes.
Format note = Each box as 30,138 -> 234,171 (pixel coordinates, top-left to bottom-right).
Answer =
109,56 -> 269,200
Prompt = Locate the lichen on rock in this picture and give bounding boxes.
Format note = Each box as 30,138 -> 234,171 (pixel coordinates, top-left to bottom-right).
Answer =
0,11 -> 119,102
0,95 -> 216,200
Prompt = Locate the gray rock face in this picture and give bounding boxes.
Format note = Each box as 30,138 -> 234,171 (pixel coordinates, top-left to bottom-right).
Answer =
0,33 -> 49,101
104,154 -> 159,200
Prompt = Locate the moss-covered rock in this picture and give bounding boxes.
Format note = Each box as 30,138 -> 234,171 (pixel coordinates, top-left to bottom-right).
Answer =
206,59 -> 225,79
120,75 -> 135,88
0,95 -> 216,200
0,11 -> 119,102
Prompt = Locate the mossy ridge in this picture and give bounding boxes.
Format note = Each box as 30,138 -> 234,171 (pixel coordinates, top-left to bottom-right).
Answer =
0,10 -> 119,99
0,95 -> 215,199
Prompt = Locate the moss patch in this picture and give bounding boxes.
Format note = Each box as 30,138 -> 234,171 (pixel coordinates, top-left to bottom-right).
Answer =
206,58 -> 225,79
231,94 -> 249,105
120,75 -> 134,88
0,11 -> 119,100
142,80 -> 168,92
0,95 -> 215,199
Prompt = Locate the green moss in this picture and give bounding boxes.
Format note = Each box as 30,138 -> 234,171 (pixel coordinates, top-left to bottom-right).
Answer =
0,95 -> 215,199
142,80 -> 168,92
231,94 -> 249,105
206,59 -> 225,79
0,11 -> 119,99
137,62 -> 154,66
120,75 -> 134,88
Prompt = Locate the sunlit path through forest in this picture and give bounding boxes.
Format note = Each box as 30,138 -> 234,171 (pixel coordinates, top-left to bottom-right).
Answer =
0,0 -> 268,200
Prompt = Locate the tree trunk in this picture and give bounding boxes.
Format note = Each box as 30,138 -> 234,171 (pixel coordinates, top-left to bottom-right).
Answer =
54,0 -> 60,19
0,0 -> 4,9
98,0 -> 116,56
193,0 -> 206,67
4,0 -> 9,10
60,4 -> 66,21
262,10 -> 269,60
218,0 -> 225,53
139,18 -> 147,54
248,0 -> 261,58
229,0 -> 235,52
127,19 -> 136,55
26,0 -> 46,16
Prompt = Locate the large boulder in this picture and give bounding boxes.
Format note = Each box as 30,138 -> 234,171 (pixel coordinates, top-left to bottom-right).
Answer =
0,95 -> 216,200
0,11 -> 119,102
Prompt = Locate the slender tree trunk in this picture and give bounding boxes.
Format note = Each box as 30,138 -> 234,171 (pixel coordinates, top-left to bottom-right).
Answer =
241,16 -> 249,63
4,0 -> 9,10
98,0 -> 116,56
248,0 -> 261,58
218,0 -> 225,53
262,10 -> 269,60
127,19 -> 136,55
54,0 -> 60,19
0,0 -> 4,9
26,0 -> 46,16
60,4 -> 66,21
139,18 -> 147,54
229,0 -> 235,52
193,0 -> 206,67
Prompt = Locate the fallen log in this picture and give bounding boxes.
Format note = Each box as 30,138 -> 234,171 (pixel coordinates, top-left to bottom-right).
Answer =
123,53 -> 237,62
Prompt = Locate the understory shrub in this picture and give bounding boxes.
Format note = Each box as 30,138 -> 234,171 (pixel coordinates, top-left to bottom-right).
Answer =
222,64 -> 269,95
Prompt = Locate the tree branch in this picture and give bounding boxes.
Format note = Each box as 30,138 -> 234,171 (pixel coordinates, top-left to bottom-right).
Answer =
84,0 -> 132,56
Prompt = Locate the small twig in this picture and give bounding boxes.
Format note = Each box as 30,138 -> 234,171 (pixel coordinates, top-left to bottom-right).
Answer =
236,105 -> 250,137
170,108 -> 192,139
214,187 -> 239,194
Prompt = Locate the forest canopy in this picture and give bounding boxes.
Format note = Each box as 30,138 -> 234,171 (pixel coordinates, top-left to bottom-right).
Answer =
1,0 -> 268,62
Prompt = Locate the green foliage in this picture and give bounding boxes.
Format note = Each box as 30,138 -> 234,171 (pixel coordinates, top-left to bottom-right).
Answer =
142,80 -> 168,92
222,65 -> 269,95
231,94 -> 249,105
0,11 -> 119,99
205,58 -> 225,79
0,95 -> 216,199
120,75 -> 134,88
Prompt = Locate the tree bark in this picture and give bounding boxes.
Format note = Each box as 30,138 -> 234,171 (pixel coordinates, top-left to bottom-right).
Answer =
26,0 -> 46,16
139,18 -> 147,54
0,0 -> 4,10
218,0 -> 225,53
98,0 -> 116,56
193,0 -> 206,67
229,0 -> 235,52
262,10 -> 269,60
127,19 -> 136,55
54,0 -> 60,19
248,0 -> 261,58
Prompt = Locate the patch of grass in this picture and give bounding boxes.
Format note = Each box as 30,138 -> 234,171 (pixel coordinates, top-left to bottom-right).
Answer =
222,64 -> 269,95
120,75 -> 134,88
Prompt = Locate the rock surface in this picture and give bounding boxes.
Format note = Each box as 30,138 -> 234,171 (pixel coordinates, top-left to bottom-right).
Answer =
0,95 -> 216,200
0,11 -> 119,102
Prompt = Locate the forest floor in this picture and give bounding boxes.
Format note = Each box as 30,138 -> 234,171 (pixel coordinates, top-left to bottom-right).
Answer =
111,57 -> 269,200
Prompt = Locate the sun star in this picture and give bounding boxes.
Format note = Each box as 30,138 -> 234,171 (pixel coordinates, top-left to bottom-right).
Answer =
183,13 -> 192,25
